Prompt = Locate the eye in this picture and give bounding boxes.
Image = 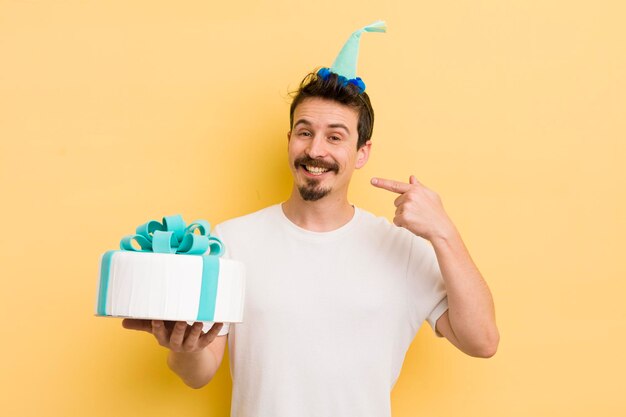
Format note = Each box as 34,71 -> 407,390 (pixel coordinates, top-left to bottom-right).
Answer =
298,131 -> 312,137
328,135 -> 342,142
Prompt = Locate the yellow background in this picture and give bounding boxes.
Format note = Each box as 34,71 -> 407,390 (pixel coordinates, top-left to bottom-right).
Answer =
1,1 -> 624,416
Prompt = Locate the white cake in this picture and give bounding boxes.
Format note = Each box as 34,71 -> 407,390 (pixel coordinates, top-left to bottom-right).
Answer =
96,250 -> 245,324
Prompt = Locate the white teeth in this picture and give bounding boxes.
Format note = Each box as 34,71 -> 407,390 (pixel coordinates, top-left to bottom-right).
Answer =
304,165 -> 329,175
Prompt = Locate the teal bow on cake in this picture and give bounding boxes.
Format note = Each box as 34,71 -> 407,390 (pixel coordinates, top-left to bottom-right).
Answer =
120,215 -> 223,256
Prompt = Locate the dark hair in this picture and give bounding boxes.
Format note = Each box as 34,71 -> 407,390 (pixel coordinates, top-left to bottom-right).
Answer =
289,71 -> 374,149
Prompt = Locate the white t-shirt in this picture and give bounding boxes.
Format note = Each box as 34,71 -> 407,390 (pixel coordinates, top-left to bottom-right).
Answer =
214,204 -> 448,417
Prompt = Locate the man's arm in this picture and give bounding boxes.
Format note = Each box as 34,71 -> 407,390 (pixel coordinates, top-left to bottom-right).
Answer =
430,228 -> 499,358
371,175 -> 499,358
123,319 -> 228,388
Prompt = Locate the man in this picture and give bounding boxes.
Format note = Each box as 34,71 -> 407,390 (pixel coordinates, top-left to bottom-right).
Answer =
124,23 -> 498,417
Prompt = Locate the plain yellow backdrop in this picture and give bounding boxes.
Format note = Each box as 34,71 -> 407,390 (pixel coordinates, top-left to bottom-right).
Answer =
1,1 -> 625,416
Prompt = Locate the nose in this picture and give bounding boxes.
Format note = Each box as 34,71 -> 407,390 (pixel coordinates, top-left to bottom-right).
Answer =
306,134 -> 327,158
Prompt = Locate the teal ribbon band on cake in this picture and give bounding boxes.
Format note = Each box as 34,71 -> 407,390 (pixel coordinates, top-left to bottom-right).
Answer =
120,215 -> 224,256
97,250 -> 116,316
96,252 -> 222,320
197,255 -> 220,321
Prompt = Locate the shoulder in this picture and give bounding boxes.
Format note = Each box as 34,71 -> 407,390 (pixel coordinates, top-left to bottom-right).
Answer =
357,208 -> 395,229
355,207 -> 433,253
356,207 -> 410,239
214,204 -> 282,236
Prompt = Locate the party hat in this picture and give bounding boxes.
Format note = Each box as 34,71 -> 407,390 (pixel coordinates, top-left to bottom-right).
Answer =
318,20 -> 386,93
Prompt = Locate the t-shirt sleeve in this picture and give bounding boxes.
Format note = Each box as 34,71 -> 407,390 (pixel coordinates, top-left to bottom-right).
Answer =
406,236 -> 448,337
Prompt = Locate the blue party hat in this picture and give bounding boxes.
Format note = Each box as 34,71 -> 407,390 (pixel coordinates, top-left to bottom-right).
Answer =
318,20 -> 387,93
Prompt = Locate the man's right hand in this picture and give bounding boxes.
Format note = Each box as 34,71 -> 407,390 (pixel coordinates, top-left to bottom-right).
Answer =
122,319 -> 224,353
123,319 -> 227,388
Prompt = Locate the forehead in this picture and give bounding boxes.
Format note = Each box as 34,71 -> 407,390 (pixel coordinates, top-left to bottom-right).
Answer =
293,98 -> 358,132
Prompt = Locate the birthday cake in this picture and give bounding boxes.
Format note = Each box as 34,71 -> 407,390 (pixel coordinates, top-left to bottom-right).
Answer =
96,215 -> 245,324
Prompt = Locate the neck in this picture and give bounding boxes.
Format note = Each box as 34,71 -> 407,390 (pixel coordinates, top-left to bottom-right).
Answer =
282,187 -> 355,232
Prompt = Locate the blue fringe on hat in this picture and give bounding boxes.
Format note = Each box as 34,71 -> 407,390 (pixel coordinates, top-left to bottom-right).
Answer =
317,67 -> 367,94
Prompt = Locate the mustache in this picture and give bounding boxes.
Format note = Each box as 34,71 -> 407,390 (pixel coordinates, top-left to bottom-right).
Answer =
294,155 -> 339,172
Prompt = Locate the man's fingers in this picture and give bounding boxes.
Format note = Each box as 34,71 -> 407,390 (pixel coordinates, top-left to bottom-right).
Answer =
199,323 -> 224,347
393,193 -> 409,208
122,319 -> 152,332
169,321 -> 188,348
183,322 -> 204,350
151,320 -> 169,346
371,177 -> 411,194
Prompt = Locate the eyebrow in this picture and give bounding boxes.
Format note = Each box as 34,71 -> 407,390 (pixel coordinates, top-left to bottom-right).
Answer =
293,119 -> 351,134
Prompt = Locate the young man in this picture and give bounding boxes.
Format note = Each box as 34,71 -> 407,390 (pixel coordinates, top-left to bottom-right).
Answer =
124,23 -> 498,417
123,70 -> 499,417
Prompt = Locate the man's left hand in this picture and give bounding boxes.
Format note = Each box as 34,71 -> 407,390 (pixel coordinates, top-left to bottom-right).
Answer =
371,175 -> 456,242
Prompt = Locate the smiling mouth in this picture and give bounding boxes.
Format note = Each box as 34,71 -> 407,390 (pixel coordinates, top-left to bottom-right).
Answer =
302,164 -> 330,175
295,156 -> 338,176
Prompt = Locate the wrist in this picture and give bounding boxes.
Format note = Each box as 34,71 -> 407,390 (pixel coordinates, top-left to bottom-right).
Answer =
428,222 -> 460,246
168,348 -> 206,366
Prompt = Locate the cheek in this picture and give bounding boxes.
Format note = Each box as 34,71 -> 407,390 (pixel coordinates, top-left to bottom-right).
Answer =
287,143 -> 299,160
288,139 -> 305,156
335,148 -> 355,167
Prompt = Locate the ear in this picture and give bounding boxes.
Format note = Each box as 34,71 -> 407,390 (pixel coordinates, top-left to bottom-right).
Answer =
287,131 -> 291,142
355,140 -> 372,169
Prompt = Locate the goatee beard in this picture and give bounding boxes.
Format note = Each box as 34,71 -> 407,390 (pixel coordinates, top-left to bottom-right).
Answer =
294,155 -> 338,201
298,178 -> 331,201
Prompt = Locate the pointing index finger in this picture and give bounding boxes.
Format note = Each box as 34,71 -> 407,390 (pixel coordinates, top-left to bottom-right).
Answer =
371,177 -> 411,194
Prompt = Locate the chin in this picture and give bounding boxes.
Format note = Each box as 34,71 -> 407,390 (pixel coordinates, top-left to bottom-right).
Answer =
298,184 -> 332,201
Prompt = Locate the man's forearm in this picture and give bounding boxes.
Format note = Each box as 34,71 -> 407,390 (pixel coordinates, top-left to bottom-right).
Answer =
431,227 -> 499,357
167,348 -> 221,389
